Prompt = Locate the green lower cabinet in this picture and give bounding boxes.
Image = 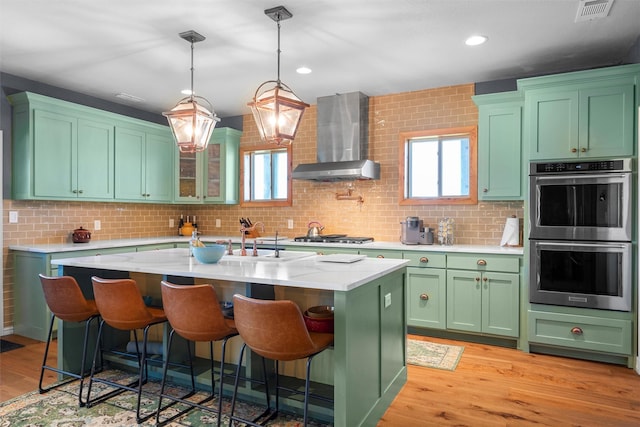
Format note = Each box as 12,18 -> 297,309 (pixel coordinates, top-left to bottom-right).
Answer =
446,270 -> 519,337
406,267 -> 446,329
528,307 -> 632,355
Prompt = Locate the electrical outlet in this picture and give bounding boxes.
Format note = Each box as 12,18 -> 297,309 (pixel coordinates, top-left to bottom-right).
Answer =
287,219 -> 294,229
169,218 -> 175,228
9,211 -> 18,223
94,220 -> 101,231
384,293 -> 392,308
215,219 -> 221,228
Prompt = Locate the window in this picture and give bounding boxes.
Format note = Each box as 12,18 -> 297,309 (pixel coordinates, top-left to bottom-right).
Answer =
399,126 -> 477,205
240,144 -> 292,207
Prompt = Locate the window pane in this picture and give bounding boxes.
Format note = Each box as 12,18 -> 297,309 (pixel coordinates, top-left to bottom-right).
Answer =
272,150 -> 288,199
252,152 -> 272,200
243,154 -> 251,201
442,137 -> 470,197
408,139 -> 438,198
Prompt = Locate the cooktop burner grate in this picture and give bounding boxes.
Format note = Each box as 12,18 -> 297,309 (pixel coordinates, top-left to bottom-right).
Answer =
293,235 -> 374,244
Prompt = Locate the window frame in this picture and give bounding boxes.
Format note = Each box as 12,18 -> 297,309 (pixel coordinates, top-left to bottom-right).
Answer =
240,143 -> 293,207
399,126 -> 477,206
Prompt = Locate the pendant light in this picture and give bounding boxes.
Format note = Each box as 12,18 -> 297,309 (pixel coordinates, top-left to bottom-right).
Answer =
164,30 -> 220,153
248,6 -> 309,145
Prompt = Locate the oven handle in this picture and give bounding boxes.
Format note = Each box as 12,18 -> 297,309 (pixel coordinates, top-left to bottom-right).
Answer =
534,241 -> 629,249
533,173 -> 629,181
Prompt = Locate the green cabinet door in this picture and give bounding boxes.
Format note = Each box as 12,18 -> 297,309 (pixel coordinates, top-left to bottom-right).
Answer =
407,267 -> 446,329
33,109 -> 77,198
527,90 -> 579,160
77,119 -> 115,199
115,127 -> 173,202
145,131 -> 173,202
474,92 -> 523,200
115,127 -> 147,200
481,272 -> 519,337
447,270 -> 519,336
446,270 -> 482,332
578,84 -> 635,158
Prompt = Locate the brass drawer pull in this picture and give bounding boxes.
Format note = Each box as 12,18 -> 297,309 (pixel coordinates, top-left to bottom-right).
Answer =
376,255 -> 385,259
419,257 -> 429,264
571,147 -> 578,153
477,259 -> 487,266
420,293 -> 429,301
571,327 -> 583,336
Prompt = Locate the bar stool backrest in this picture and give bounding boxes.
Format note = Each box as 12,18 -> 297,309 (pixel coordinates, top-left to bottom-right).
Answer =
161,281 -> 236,342
91,276 -> 154,330
39,274 -> 97,322
232,294 -> 319,361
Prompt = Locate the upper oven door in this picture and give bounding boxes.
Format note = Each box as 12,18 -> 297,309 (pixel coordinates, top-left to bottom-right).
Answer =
529,171 -> 631,241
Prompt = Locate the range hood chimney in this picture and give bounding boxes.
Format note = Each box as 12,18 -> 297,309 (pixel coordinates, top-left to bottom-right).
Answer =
292,91 -> 380,181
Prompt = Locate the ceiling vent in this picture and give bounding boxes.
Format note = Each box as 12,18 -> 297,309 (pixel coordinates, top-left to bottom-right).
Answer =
575,0 -> 615,22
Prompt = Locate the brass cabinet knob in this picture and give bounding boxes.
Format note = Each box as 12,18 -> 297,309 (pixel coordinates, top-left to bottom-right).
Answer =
483,188 -> 488,193
420,293 -> 429,301
581,147 -> 587,153
419,257 -> 429,264
571,148 -> 578,153
477,259 -> 487,266
482,277 -> 488,282
571,327 -> 583,335
475,277 -> 480,282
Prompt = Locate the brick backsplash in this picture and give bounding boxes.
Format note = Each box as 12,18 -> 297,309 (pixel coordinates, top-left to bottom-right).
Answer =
2,82 -> 525,330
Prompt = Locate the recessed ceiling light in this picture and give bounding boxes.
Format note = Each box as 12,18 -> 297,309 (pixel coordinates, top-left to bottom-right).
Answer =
465,35 -> 488,46
296,66 -> 312,74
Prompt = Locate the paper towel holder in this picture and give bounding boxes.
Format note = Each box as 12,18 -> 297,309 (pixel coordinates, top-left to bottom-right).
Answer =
500,215 -> 522,247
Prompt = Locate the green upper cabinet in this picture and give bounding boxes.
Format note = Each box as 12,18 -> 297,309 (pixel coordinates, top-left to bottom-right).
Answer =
174,127 -> 241,204
115,126 -> 174,202
473,91 -> 523,200
519,64 -> 640,161
10,93 -> 115,201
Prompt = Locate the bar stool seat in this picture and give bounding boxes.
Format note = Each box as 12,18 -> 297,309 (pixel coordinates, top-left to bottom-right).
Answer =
230,295 -> 334,427
38,274 -> 101,406
155,281 -> 240,426
85,276 -> 168,424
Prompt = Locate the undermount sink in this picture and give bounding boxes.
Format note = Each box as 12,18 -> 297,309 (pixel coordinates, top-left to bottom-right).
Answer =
226,249 -> 315,262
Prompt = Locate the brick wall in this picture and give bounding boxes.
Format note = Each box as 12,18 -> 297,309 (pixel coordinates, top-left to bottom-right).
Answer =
2,83 -> 524,330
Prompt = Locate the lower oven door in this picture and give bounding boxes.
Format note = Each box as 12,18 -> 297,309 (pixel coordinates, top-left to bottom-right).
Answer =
529,240 -> 631,311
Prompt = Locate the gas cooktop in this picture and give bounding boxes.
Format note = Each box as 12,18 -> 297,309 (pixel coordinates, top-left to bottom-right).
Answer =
293,234 -> 374,244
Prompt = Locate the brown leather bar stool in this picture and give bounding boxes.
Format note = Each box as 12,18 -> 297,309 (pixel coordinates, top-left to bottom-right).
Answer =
155,281 -> 240,426
38,274 -> 101,406
229,294 -> 334,427
85,276 -> 167,424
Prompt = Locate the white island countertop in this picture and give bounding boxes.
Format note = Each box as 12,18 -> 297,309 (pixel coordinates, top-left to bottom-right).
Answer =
51,248 -> 409,292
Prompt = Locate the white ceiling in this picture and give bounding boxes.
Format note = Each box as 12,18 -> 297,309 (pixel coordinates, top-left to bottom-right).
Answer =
1,0 -> 639,118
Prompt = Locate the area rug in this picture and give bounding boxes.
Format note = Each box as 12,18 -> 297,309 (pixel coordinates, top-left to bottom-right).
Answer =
0,339 -> 24,353
0,369 -> 332,426
407,339 -> 464,371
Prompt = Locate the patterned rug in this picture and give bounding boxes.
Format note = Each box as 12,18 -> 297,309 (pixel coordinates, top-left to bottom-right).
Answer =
406,339 -> 464,371
0,369 -> 331,426
0,339 -> 24,353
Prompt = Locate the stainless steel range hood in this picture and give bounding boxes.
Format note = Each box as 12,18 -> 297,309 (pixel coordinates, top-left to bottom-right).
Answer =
292,91 -> 380,181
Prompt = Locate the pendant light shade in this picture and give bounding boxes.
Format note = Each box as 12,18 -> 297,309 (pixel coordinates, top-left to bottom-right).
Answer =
248,6 -> 308,145
164,30 -> 220,153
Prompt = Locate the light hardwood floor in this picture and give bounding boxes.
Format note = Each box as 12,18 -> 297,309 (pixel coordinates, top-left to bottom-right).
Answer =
1,334 -> 639,426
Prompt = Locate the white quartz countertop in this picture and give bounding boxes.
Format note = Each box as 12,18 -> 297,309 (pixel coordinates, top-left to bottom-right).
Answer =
10,235 -> 524,256
51,248 -> 409,292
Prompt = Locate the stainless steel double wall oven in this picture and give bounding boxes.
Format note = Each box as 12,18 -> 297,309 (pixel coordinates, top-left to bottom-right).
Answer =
529,159 -> 633,312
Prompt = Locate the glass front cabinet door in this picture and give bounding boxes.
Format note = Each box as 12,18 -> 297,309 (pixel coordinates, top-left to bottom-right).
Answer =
174,127 -> 241,204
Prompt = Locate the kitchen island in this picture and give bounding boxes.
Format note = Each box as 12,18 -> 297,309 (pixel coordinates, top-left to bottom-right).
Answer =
52,247 -> 409,427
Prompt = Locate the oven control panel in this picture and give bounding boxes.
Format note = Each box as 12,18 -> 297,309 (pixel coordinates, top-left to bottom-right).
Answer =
531,159 -> 630,174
